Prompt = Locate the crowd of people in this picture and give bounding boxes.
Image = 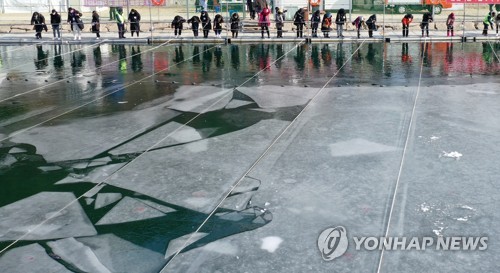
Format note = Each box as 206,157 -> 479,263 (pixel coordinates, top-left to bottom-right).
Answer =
28,7 -> 500,40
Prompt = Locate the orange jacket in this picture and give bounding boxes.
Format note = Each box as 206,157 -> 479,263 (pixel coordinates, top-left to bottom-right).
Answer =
402,17 -> 412,25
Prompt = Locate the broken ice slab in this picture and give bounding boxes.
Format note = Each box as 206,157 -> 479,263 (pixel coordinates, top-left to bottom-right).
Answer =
9,103 -> 180,162
55,163 -> 126,185
219,192 -> 254,211
0,243 -> 71,273
231,177 -> 261,194
47,237 -> 111,273
0,192 -> 97,241
96,196 -> 166,225
224,99 -> 254,109
37,165 -> 62,172
94,193 -> 122,210
237,85 -> 317,109
0,153 -> 17,168
87,156 -> 112,167
328,138 -> 399,157
136,198 -> 176,214
109,121 -> 217,156
107,119 -> 289,213
165,232 -> 208,258
77,234 -> 166,273
166,85 -> 231,113
8,147 -> 27,154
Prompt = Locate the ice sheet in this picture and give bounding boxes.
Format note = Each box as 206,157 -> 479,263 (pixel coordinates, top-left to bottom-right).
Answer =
238,85 -> 317,109
96,196 -> 166,225
0,243 -> 71,273
94,193 -> 122,209
0,192 -> 97,241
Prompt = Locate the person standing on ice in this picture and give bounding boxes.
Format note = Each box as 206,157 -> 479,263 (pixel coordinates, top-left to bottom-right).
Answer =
230,12 -> 240,38
67,7 -> 83,40
321,12 -> 332,38
482,11 -> 495,36
188,15 -> 201,37
495,13 -> 500,36
31,12 -> 47,39
172,15 -> 186,38
421,12 -> 433,37
335,8 -> 346,38
50,9 -> 61,40
258,4 -> 271,38
213,14 -> 224,38
114,8 -> 126,39
352,15 -> 365,38
91,11 -> 101,39
366,14 -> 376,38
293,8 -> 305,38
401,13 -> 413,37
446,13 -> 455,37
201,11 -> 212,38
310,10 -> 321,38
128,9 -> 141,37
275,8 -> 285,38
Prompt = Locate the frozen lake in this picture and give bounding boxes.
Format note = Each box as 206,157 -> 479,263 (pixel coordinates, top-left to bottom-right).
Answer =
0,42 -> 499,272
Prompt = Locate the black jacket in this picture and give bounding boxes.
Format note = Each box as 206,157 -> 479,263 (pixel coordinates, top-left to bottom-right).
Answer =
50,12 -> 61,25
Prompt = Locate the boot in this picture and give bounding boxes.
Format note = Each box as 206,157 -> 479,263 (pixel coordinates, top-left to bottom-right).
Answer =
403,30 -> 405,37
369,30 -> 373,38
297,31 -> 300,38
267,30 -> 270,38
261,30 -> 264,38
451,30 -> 454,36
447,30 -> 450,36
300,31 -> 303,38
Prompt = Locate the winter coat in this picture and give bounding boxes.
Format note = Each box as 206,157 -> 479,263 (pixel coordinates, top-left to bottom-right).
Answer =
275,11 -> 284,27
31,13 -> 48,31
129,10 -> 141,31
366,14 -> 377,30
446,13 -> 455,26
188,16 -> 201,30
335,9 -> 346,25
311,11 -> 321,28
293,10 -> 305,26
50,12 -> 61,26
402,14 -> 413,26
258,7 -> 271,27
92,13 -> 100,32
230,13 -> 240,31
321,16 -> 332,31
172,15 -> 186,29
200,12 -> 212,30
422,12 -> 433,23
213,14 -> 224,30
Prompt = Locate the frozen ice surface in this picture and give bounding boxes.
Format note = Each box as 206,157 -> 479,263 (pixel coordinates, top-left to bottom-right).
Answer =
0,107 -> 55,128
165,232 -> 208,258
9,102 -> 180,162
47,237 -> 111,273
0,243 -> 71,273
137,199 -> 176,214
201,241 -> 238,255
96,196 -> 166,225
107,119 -> 289,213
166,85 -> 231,113
238,85 -> 317,108
0,192 -> 96,241
94,193 -> 122,209
329,138 -> 399,157
77,234 -> 166,273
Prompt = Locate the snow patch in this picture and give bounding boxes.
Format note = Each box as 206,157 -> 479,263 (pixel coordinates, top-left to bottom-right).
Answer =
260,236 -> 283,253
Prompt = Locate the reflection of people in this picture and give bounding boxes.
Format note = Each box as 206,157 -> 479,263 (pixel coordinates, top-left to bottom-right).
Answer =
214,46 -> 223,68
293,8 -> 305,38
401,43 -> 411,63
336,43 -> 344,70
294,44 -> 306,71
131,46 -> 143,72
321,12 -> 332,38
401,14 -> 413,37
311,45 -> 320,69
321,45 -> 332,67
311,10 -> 321,38
34,45 -> 48,70
201,11 -> 212,38
230,12 -> 240,38
31,12 -> 47,39
335,8 -> 346,38
50,9 -> 61,40
174,46 -> 184,64
188,15 -> 201,37
93,45 -> 102,68
92,11 -> 100,39
231,45 -> 240,70
192,45 -> 201,64
128,9 -> 141,37
258,5 -> 271,38
53,44 -> 63,70
421,12 -> 433,37
446,13 -> 455,37
366,14 -> 376,38
202,45 -> 212,72
71,46 -> 86,74
445,42 -> 453,64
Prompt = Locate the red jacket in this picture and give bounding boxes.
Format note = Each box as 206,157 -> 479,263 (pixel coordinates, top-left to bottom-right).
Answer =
402,17 -> 412,25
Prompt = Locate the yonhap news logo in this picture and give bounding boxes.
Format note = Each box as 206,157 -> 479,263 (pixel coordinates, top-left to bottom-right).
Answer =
317,226 -> 488,261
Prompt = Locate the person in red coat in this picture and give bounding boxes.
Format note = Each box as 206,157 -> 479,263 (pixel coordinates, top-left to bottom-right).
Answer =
259,5 -> 271,38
